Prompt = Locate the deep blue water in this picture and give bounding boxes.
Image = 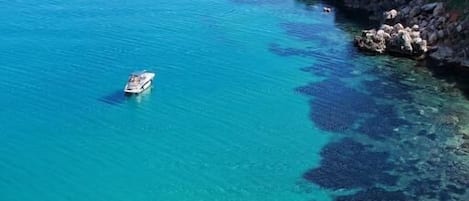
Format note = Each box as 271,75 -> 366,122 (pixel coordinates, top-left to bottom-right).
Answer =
1,0 -> 468,201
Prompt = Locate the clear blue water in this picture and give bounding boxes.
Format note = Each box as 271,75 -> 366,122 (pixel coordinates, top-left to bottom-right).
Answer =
1,0 -> 468,201
0,1 -> 331,200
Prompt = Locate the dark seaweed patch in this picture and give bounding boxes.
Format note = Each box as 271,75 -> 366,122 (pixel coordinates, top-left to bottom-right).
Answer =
356,105 -> 410,140
303,138 -> 397,189
405,179 -> 441,199
426,133 -> 437,141
335,187 -> 409,201
446,184 -> 466,195
296,78 -> 376,132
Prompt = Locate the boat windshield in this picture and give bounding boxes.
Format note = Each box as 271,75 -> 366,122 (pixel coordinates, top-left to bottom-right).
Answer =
128,75 -> 141,83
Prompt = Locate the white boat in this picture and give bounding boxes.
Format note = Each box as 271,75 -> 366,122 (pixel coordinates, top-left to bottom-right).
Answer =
124,70 -> 156,94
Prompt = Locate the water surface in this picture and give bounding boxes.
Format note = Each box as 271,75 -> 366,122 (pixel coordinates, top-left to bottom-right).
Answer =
1,0 -> 468,201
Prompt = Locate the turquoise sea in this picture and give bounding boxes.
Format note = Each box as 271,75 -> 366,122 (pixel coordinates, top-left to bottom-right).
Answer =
1,0 -> 468,201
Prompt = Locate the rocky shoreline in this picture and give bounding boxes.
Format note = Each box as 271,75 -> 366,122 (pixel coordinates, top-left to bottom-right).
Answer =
336,0 -> 468,67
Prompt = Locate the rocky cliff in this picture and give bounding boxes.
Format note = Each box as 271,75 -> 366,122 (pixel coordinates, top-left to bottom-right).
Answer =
334,0 -> 468,67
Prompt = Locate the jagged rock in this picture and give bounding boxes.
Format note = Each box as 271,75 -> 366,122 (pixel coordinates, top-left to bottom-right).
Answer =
437,30 -> 445,39
409,6 -> 421,17
384,9 -> 398,20
437,16 -> 446,25
381,24 -> 394,33
414,39 -> 427,54
401,6 -> 410,15
394,23 -> 405,32
421,2 -> 439,12
355,29 -> 387,53
433,3 -> 444,16
401,30 -> 414,52
410,31 -> 420,39
429,32 -> 438,44
420,20 -> 428,27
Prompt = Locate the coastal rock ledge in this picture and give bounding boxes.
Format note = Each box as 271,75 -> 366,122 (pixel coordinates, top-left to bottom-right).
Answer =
355,23 -> 427,57
348,0 -> 468,67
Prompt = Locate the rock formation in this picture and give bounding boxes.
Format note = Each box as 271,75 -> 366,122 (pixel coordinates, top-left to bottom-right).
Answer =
341,0 -> 468,67
355,23 -> 428,57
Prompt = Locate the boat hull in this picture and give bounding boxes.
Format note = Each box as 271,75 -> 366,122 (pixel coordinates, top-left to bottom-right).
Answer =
124,72 -> 155,94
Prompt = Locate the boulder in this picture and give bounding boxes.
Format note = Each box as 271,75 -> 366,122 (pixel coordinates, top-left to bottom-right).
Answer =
381,24 -> 394,33
437,30 -> 445,39
355,29 -> 387,54
400,30 -> 414,53
421,2 -> 439,12
437,16 -> 446,25
409,6 -> 421,17
420,20 -> 428,27
401,6 -> 410,15
429,32 -> 438,44
394,23 -> 405,32
433,3 -> 444,16
384,9 -> 398,20
377,29 -> 391,40
456,25 -> 463,32
430,46 -> 454,61
412,24 -> 419,31
410,31 -> 420,39
414,39 -> 428,54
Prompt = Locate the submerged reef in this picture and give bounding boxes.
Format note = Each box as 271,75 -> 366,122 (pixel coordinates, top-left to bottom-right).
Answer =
303,138 -> 398,189
270,11 -> 469,200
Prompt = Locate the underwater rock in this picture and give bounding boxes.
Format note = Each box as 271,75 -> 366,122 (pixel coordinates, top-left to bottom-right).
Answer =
429,46 -> 454,63
296,79 -> 376,132
357,105 -> 410,140
303,138 -> 398,189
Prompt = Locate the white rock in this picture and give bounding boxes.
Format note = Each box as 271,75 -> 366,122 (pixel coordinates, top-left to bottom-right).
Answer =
384,9 -> 398,20
380,24 -> 394,33
410,31 -> 420,39
394,23 -> 404,32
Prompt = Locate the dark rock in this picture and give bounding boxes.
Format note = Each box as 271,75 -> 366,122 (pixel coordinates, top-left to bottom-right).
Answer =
409,6 -> 421,17
433,3 -> 444,16
421,2 -> 439,12
430,46 -> 454,61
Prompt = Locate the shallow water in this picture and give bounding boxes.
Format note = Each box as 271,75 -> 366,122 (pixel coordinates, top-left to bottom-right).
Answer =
1,0 -> 468,201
